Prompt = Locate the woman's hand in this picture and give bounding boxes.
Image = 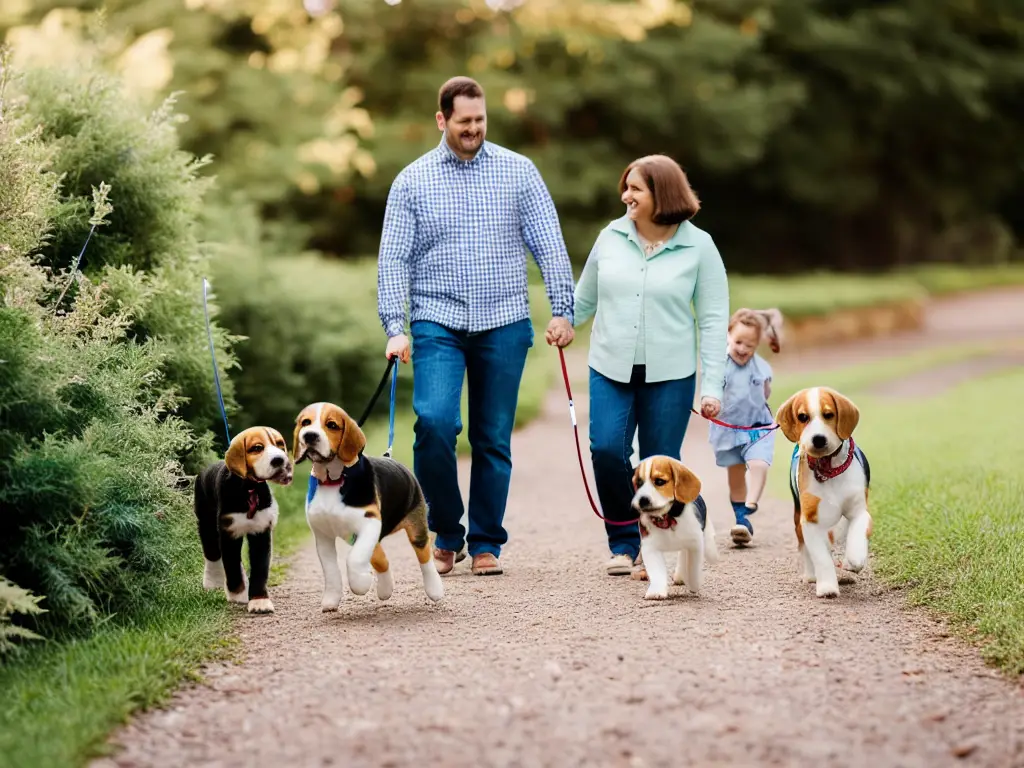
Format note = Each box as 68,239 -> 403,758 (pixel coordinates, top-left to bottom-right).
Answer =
700,397 -> 721,419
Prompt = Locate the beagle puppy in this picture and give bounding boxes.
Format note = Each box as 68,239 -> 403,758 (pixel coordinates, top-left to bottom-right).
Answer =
293,402 -> 444,612
776,386 -> 872,598
194,427 -> 294,614
630,456 -> 719,600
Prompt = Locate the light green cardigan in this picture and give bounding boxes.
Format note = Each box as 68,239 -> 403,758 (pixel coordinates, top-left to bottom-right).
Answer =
572,215 -> 730,401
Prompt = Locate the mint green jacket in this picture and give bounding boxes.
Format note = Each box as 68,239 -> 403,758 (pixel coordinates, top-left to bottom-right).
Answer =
573,215 -> 730,401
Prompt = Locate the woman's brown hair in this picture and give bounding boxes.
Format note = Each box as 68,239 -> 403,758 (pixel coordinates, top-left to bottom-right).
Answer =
619,154 -> 701,225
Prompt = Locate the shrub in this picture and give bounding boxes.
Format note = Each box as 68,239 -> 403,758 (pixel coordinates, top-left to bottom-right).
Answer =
0,48 -> 218,644
14,61 -> 237,467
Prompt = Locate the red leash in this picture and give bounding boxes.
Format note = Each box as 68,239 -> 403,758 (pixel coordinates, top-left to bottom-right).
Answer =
556,347 -> 779,526
557,347 -> 640,526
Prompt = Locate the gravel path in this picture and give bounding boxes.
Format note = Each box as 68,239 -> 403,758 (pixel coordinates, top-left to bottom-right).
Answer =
95,289 -> 1024,768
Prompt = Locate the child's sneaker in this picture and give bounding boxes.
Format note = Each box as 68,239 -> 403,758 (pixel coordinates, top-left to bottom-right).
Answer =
730,501 -> 755,546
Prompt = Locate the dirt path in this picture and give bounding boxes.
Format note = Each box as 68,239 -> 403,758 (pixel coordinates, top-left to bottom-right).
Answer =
95,290 -> 1024,768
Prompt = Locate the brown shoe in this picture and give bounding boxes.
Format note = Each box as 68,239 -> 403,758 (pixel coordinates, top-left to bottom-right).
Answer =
471,553 -> 503,576
433,547 -> 466,576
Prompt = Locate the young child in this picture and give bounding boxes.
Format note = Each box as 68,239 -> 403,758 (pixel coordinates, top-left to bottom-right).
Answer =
708,308 -> 783,547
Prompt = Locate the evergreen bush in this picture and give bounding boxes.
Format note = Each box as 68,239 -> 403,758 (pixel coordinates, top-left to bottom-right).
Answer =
0,48 -> 222,647
15,61 -> 238,465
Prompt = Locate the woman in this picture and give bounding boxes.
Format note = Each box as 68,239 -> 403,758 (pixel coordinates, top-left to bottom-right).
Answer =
573,154 -> 729,575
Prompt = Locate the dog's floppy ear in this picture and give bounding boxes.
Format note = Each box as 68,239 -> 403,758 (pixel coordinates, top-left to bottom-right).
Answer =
775,391 -> 803,443
670,459 -> 701,504
631,461 -> 643,492
292,412 -> 306,463
339,411 -> 366,463
224,431 -> 249,478
825,388 -> 859,440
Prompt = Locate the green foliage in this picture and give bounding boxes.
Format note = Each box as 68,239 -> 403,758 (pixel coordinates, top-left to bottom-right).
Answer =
13,58 -> 237,461
0,48 -> 229,646
769,351 -> 1024,676
0,578 -> 45,657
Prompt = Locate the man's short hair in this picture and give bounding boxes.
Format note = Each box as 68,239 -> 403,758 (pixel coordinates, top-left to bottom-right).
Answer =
438,76 -> 485,120
618,155 -> 701,224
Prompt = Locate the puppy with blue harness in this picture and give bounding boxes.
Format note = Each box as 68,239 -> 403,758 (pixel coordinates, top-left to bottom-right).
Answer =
293,401 -> 444,612
777,386 -> 873,599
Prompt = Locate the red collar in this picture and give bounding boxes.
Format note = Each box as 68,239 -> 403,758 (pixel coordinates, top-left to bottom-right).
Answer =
318,474 -> 345,487
245,480 -> 266,518
807,438 -> 856,482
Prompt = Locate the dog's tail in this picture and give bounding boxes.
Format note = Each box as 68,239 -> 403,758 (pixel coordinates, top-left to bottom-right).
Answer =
704,518 -> 720,565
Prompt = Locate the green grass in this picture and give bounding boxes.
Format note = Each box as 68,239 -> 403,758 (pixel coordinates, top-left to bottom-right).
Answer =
905,262 -> 1024,296
767,345 -> 1024,676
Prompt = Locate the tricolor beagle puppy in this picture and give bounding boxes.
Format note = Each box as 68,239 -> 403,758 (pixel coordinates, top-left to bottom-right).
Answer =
630,456 -> 719,600
293,402 -> 444,612
194,427 -> 294,614
777,386 -> 872,598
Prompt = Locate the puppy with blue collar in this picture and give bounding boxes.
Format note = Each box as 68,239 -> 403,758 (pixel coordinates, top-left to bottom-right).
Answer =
293,402 -> 444,612
194,427 -> 293,614
630,456 -> 719,600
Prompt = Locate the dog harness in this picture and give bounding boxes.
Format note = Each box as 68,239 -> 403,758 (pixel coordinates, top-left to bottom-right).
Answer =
639,495 -> 707,537
306,455 -> 376,546
788,440 -> 870,505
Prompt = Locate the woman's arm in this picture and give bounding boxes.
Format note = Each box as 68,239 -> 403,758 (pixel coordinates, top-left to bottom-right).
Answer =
692,236 -> 730,403
572,237 -> 601,327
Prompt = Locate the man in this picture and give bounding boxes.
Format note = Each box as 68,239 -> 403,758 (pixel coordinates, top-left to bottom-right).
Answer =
377,76 -> 575,577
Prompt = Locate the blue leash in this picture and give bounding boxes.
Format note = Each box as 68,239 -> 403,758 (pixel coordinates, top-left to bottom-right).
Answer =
383,358 -> 398,458
202,277 -> 232,445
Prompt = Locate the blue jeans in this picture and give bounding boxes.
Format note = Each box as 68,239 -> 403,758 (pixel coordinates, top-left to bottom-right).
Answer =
410,318 -> 533,558
589,365 -> 695,560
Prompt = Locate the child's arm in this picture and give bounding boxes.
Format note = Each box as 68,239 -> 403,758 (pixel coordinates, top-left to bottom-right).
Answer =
761,355 -> 773,401
764,379 -> 771,400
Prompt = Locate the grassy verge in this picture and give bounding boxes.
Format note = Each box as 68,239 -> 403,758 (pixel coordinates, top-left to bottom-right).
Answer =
766,344 -> 1024,676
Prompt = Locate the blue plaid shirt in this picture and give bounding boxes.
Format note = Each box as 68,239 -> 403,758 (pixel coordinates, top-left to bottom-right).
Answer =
377,138 -> 575,336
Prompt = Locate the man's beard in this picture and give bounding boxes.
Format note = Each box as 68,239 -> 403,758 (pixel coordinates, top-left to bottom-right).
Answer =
447,128 -> 483,156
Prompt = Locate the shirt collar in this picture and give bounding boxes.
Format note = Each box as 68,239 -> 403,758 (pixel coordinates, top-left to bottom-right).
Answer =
436,135 -> 493,165
609,214 -> 695,251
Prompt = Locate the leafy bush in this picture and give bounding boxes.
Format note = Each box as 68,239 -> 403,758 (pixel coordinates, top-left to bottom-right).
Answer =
0,48 -> 223,645
14,61 -> 237,466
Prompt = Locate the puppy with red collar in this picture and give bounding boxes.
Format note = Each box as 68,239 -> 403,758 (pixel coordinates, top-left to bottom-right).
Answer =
629,456 -> 719,600
194,427 -> 294,614
293,402 -> 444,612
777,386 -> 872,598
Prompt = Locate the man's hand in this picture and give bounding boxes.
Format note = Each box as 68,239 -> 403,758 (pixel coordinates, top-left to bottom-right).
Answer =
700,397 -> 722,419
385,334 -> 411,364
545,316 -> 575,348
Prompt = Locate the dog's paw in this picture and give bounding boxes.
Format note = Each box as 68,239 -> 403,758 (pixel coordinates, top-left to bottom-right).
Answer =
226,588 -> 248,605
420,563 -> 445,602
376,569 -> 394,601
202,559 -> 225,590
247,597 -> 274,614
815,582 -> 840,598
347,567 -> 373,596
644,586 -> 668,600
321,592 -> 343,612
801,571 -> 817,584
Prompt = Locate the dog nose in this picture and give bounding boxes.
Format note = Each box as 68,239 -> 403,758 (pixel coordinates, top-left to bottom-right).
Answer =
812,434 -> 827,449
302,431 -> 319,445
637,495 -> 650,508
270,456 -> 284,468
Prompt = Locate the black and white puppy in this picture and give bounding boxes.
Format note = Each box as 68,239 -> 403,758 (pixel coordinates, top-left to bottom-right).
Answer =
194,427 -> 293,614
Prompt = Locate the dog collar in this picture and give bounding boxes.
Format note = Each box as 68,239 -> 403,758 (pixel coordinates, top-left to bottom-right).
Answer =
244,480 -> 267,519
807,438 -> 856,482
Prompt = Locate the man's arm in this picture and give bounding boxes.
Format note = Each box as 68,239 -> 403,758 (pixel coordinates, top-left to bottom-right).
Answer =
377,175 -> 415,338
519,160 -> 575,324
